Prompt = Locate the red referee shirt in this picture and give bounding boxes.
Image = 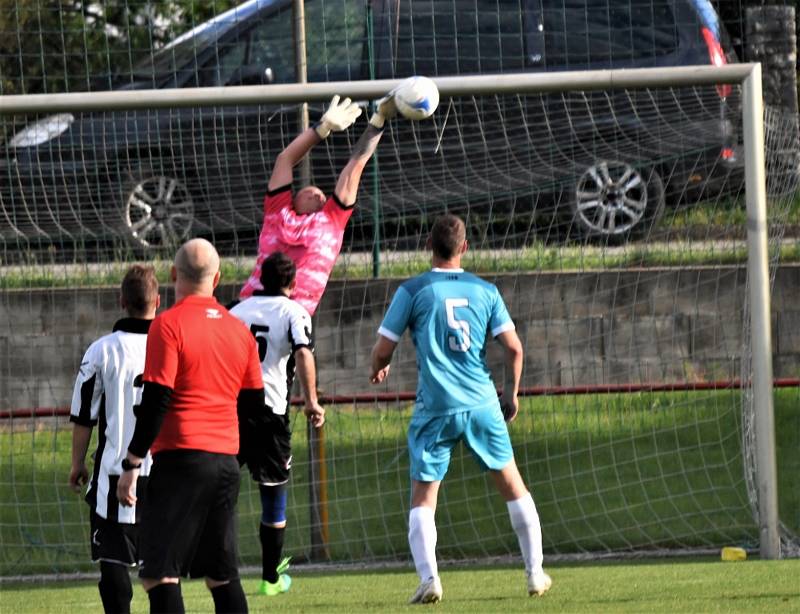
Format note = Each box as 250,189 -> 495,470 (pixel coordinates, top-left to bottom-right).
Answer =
143,295 -> 263,455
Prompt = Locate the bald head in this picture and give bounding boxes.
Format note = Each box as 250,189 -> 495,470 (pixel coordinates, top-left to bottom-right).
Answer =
174,238 -> 220,286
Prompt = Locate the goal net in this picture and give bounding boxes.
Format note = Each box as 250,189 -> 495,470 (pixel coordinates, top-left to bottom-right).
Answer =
1,73 -> 799,575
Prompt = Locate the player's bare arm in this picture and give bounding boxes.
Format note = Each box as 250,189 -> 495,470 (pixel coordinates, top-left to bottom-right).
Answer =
295,346 -> 325,427
334,94 -> 397,205
496,329 -> 524,422
370,335 -> 397,384
69,424 -> 92,492
334,125 -> 386,205
268,95 -> 362,192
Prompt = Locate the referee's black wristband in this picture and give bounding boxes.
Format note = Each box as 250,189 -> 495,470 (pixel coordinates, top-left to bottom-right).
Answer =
121,457 -> 141,471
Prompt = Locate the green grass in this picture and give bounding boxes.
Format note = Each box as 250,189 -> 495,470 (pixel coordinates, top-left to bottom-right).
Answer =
1,559 -> 799,613
2,242 -> 799,289
2,389 -> 798,577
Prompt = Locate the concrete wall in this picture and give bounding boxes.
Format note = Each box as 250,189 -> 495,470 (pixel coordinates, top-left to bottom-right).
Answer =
2,265 -> 799,410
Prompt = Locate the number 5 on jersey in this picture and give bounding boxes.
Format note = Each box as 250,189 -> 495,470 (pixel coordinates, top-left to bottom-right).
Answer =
445,298 -> 470,352
250,324 -> 270,362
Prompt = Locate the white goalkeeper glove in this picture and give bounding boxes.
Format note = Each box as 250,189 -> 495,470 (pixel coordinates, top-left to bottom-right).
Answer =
369,92 -> 398,130
314,95 -> 362,139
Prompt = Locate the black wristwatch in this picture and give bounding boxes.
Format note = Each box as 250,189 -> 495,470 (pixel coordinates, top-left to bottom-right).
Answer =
121,457 -> 142,472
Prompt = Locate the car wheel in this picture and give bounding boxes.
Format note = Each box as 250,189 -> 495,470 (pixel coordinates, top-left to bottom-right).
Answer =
120,164 -> 196,250
568,160 -> 665,242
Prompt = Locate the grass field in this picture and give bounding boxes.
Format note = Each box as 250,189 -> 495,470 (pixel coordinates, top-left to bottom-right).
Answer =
2,389 -> 798,578
1,559 -> 799,613
2,241 -> 799,289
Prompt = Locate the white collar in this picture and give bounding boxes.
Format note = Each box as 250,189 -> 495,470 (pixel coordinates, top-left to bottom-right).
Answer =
431,267 -> 464,273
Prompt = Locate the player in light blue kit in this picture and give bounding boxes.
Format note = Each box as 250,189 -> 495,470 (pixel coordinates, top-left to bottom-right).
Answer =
370,214 -> 551,604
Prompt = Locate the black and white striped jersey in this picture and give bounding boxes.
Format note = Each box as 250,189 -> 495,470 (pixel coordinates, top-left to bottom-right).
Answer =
70,318 -> 153,524
229,293 -> 314,415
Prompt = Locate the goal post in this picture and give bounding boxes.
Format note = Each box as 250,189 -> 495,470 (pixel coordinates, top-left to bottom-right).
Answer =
741,63 -> 780,560
1,63 -> 794,576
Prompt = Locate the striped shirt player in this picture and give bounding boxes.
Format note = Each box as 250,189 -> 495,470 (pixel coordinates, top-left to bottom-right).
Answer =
70,318 -> 153,526
230,251 -> 322,596
230,292 -> 314,417
69,263 -> 160,614
239,93 -> 393,315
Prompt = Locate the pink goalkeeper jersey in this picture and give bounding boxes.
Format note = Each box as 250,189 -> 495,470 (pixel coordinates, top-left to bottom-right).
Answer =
240,184 -> 353,315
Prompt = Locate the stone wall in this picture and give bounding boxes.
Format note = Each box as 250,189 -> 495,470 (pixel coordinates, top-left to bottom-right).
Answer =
746,5 -> 798,117
1,266 -> 799,411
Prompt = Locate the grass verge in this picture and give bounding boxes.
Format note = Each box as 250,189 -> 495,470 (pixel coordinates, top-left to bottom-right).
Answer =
1,559 -> 799,613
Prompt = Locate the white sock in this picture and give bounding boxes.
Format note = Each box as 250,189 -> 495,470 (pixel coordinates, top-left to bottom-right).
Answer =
507,492 -> 543,574
408,506 -> 438,580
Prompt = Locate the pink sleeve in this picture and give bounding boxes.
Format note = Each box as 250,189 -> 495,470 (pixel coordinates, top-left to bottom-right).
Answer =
264,185 -> 292,215
323,194 -> 354,231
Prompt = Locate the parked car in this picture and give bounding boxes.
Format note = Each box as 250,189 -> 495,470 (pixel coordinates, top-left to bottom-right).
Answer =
0,0 -> 741,257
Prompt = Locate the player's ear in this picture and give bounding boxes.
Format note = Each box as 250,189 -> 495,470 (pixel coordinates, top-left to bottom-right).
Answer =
170,265 -> 177,283
155,294 -> 161,309
460,240 -> 469,255
119,294 -> 127,311
212,270 -> 221,289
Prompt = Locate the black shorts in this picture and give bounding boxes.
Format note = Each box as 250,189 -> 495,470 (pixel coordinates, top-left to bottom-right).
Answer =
138,450 -> 241,581
90,511 -> 138,566
241,411 -> 292,486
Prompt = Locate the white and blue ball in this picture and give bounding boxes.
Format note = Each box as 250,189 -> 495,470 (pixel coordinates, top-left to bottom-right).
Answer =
394,76 -> 439,121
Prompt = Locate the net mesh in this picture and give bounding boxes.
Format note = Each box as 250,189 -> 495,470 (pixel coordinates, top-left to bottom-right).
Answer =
1,0 -> 799,577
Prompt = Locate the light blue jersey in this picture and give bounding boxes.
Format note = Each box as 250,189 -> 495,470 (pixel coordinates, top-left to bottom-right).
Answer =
379,268 -> 514,416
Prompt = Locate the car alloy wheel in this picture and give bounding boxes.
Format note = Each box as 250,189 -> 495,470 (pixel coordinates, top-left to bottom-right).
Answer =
572,160 -> 664,239
124,172 -> 195,249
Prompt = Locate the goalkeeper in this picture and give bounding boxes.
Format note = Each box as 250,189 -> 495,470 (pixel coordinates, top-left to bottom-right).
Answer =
239,93 -> 396,315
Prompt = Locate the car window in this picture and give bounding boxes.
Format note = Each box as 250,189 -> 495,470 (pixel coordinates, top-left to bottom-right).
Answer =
247,5 -> 297,83
390,0 -> 529,77
206,0 -> 365,85
196,40 -> 249,87
305,0 -> 366,81
540,0 -> 679,68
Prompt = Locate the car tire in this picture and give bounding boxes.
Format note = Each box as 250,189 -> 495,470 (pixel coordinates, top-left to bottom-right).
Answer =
118,162 -> 196,252
566,160 -> 665,243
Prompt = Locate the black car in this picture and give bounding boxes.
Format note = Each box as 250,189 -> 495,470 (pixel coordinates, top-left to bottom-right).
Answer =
0,0 -> 741,256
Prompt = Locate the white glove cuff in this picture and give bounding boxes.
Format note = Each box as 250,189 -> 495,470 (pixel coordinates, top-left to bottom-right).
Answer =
368,113 -> 386,130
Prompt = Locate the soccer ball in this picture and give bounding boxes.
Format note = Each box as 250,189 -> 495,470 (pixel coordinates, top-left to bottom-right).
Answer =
394,76 -> 439,121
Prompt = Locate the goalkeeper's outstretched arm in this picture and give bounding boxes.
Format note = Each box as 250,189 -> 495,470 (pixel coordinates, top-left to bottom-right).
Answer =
268,95 -> 362,191
334,93 -> 398,205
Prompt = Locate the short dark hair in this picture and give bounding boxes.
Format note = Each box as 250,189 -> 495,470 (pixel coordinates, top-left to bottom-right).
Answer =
121,265 -> 159,316
430,214 -> 466,260
260,252 -> 296,295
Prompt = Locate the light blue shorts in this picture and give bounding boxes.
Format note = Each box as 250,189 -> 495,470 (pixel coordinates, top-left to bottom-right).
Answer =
407,406 -> 514,482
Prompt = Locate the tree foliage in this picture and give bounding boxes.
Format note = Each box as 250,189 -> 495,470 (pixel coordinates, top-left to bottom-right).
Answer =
0,0 -> 238,95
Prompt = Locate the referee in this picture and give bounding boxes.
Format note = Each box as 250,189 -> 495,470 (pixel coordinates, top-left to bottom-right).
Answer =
117,238 -> 264,614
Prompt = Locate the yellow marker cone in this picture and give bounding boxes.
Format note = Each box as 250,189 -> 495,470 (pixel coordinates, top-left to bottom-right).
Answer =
721,546 -> 747,561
